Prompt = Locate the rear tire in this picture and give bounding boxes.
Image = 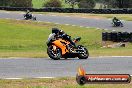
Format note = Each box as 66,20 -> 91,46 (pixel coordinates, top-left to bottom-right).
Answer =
77,46 -> 89,59
47,45 -> 62,60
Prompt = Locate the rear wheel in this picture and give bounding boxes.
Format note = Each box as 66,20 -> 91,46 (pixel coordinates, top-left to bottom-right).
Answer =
77,45 -> 89,59
47,45 -> 62,60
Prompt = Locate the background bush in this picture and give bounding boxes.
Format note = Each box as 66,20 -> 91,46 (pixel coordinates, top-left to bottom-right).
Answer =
78,0 -> 96,8
0,0 -> 32,7
0,0 -> 10,6
43,0 -> 62,7
9,0 -> 32,7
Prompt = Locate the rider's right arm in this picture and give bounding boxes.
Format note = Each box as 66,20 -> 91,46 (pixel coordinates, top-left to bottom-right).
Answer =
48,33 -> 56,40
47,33 -> 56,44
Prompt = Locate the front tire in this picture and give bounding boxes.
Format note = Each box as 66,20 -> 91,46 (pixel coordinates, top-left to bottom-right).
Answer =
120,23 -> 123,27
47,45 -> 62,60
33,17 -> 36,21
77,45 -> 89,59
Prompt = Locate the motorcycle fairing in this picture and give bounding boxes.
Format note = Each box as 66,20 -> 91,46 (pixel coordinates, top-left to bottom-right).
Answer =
52,39 -> 69,55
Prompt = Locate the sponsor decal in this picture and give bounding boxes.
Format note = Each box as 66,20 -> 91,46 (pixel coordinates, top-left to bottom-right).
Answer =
76,66 -> 131,85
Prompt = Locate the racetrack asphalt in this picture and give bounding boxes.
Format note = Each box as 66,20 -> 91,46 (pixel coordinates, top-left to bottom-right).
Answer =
0,11 -> 132,32
0,57 -> 132,78
0,11 -> 132,78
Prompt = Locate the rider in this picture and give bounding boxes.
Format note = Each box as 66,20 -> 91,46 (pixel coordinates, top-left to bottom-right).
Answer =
112,17 -> 123,27
51,28 -> 76,51
112,17 -> 119,24
25,10 -> 32,18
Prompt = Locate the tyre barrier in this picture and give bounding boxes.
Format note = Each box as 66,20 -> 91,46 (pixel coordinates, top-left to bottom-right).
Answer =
102,32 -> 132,42
0,6 -> 132,14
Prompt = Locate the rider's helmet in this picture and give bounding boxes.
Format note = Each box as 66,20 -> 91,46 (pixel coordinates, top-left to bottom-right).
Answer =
59,29 -> 65,34
52,28 -> 60,34
52,28 -> 65,34
27,10 -> 30,12
113,17 -> 117,19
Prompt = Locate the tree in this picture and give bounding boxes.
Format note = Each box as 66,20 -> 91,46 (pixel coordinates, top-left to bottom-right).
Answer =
0,0 -> 9,6
9,0 -> 32,7
116,0 -> 132,8
65,0 -> 79,8
43,0 -> 62,7
94,0 -> 102,2
0,0 -> 32,7
78,0 -> 96,8
102,0 -> 132,8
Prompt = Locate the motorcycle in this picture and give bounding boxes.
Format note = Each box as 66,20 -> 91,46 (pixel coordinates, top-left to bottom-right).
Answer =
23,14 -> 36,20
46,34 -> 89,60
112,20 -> 123,27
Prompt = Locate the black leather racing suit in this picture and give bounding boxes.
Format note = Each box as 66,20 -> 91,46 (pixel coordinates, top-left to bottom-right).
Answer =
52,28 -> 76,47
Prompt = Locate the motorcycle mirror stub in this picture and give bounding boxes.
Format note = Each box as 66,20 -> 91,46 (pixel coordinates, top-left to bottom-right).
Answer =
76,67 -> 131,85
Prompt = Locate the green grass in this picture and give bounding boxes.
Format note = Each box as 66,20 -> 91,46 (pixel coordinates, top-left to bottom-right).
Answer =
0,78 -> 131,88
0,19 -> 102,50
32,0 -> 45,8
0,19 -> 101,57
0,19 -> 132,58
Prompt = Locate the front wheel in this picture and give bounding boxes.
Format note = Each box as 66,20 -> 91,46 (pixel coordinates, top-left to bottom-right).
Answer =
77,45 -> 89,59
120,23 -> 123,27
32,17 -> 36,21
47,45 -> 62,60
24,16 -> 27,20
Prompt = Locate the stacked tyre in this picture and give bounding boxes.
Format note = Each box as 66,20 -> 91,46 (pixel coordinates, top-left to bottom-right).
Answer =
102,32 -> 132,42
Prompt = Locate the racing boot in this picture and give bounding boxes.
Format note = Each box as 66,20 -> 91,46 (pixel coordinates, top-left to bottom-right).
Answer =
67,44 -> 74,53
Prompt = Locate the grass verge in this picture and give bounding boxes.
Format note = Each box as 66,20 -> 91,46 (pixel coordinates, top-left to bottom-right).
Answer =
0,19 -> 132,58
0,77 -> 131,88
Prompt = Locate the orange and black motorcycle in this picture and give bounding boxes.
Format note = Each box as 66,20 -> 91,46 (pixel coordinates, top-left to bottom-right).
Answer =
47,34 -> 89,60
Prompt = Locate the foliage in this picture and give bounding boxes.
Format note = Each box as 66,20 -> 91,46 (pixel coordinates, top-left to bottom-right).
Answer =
0,0 -> 9,6
0,0 -> 32,7
78,0 -> 96,8
43,0 -> 62,7
102,0 -> 132,8
65,0 -> 78,8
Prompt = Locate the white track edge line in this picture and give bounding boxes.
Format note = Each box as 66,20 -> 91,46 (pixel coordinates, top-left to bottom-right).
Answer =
1,56 -> 132,59
99,56 -> 132,58
1,75 -> 132,80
